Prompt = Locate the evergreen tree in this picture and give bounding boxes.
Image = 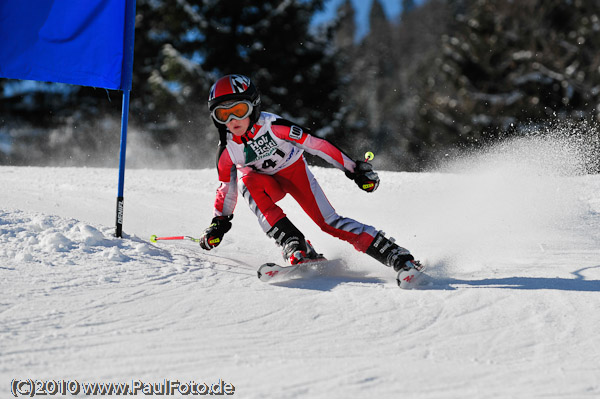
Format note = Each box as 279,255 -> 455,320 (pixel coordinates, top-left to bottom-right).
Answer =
335,0 -> 450,170
334,0 -> 356,50
131,0 -> 345,165
345,1 -> 397,161
416,0 -> 600,157
201,0 -> 340,131
390,0 -> 451,168
329,0 -> 359,154
401,0 -> 416,18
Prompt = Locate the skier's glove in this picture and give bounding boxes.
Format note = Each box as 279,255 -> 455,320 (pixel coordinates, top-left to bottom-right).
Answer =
345,161 -> 380,193
199,215 -> 233,250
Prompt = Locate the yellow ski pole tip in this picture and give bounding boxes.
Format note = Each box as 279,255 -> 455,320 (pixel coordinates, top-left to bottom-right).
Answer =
150,235 -> 157,243
364,151 -> 374,162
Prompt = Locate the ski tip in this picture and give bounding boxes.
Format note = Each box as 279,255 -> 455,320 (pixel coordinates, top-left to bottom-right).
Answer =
396,269 -> 424,289
150,234 -> 157,243
257,263 -> 276,278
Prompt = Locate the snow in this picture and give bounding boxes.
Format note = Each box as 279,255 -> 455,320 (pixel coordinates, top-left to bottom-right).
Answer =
1,136 -> 600,398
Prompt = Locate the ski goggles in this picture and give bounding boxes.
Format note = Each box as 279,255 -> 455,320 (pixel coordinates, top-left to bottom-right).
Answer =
212,100 -> 253,124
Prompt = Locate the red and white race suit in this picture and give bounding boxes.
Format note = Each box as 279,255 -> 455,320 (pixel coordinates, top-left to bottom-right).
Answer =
213,112 -> 378,252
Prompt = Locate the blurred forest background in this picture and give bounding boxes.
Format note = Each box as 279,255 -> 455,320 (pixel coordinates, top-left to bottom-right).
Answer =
1,0 -> 600,171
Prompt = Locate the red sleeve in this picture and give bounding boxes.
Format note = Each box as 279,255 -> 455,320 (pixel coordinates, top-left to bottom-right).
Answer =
214,148 -> 238,216
271,124 -> 356,172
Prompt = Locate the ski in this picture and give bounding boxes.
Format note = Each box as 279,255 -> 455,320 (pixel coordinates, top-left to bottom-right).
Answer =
257,257 -> 329,282
258,257 -> 427,287
396,260 -> 426,289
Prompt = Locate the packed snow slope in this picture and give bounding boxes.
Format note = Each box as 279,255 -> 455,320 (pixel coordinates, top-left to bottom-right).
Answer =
1,134 -> 599,398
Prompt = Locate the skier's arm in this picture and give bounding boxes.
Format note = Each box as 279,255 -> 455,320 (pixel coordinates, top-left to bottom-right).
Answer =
214,146 -> 238,217
301,134 -> 357,171
271,123 -> 356,172
200,147 -> 237,250
271,122 -> 379,192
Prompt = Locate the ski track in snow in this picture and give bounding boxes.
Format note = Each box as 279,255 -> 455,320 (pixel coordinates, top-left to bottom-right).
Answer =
1,138 -> 600,398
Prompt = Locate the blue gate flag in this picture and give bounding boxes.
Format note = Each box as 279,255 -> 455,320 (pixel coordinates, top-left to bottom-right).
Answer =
0,0 -> 131,90
0,0 -> 136,237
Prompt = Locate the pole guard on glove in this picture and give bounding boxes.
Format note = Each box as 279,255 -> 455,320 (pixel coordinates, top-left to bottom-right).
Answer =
346,160 -> 380,193
199,215 -> 233,250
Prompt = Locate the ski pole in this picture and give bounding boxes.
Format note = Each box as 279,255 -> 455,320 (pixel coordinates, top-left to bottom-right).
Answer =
150,234 -> 201,243
364,151 -> 375,162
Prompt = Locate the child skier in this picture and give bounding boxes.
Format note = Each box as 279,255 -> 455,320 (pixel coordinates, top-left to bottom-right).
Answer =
199,74 -> 420,278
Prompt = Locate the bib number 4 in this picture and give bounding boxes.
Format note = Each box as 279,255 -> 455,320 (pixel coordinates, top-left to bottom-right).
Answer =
261,149 -> 286,170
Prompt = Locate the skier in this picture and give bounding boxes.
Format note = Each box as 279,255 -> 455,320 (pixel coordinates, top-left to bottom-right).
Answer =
199,74 -> 420,278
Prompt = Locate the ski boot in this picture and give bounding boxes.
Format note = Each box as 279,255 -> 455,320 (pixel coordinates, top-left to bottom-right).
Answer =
366,231 -> 423,286
282,239 -> 323,265
267,217 -> 324,265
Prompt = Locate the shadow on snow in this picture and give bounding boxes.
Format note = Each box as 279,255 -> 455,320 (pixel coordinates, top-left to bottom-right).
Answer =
267,265 -> 600,292
428,265 -> 600,292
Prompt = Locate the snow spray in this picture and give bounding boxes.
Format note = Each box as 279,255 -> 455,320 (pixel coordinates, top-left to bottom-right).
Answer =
417,120 -> 600,275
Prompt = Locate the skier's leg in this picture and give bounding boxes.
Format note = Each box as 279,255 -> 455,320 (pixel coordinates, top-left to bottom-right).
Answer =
239,171 -> 286,232
239,171 -> 316,264
365,231 -> 417,272
266,216 -> 322,264
277,158 -> 378,252
277,158 -> 418,271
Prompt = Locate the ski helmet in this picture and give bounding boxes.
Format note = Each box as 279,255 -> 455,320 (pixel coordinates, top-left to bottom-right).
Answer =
208,74 -> 261,125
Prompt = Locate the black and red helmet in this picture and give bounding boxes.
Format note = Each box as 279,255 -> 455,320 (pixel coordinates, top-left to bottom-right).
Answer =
208,74 -> 261,124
